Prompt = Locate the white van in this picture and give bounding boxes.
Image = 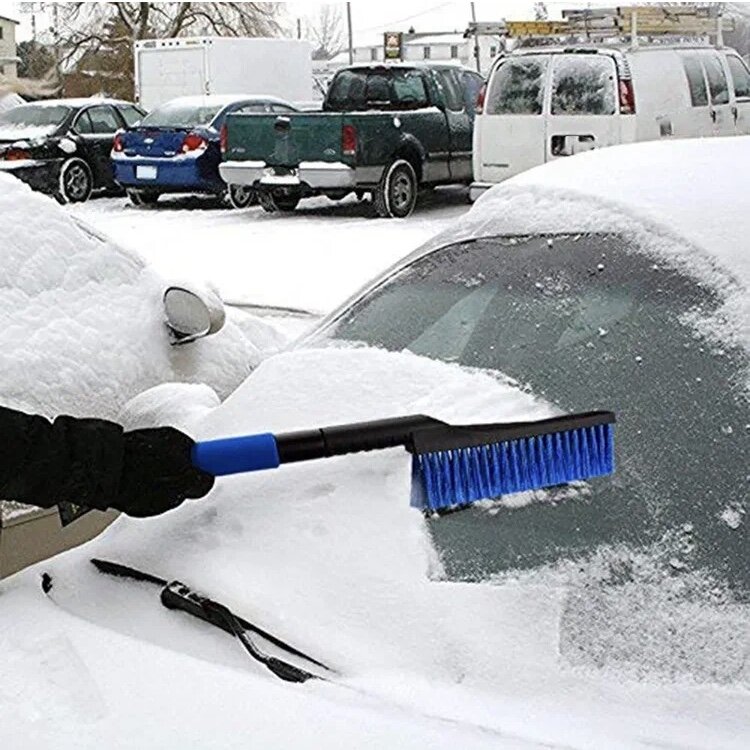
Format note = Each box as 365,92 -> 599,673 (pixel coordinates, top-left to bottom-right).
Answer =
470,44 -> 750,200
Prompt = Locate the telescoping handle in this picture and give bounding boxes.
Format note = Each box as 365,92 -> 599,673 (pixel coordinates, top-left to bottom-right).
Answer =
191,415 -> 441,477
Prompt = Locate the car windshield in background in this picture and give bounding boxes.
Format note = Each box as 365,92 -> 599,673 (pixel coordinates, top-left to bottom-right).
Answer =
140,102 -> 222,128
322,234 -> 749,607
326,68 -> 430,111
0,105 -> 71,128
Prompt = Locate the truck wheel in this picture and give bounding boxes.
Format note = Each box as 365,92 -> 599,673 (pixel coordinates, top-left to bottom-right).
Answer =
127,189 -> 160,207
227,184 -> 257,209
373,159 -> 417,219
259,191 -> 300,213
58,158 -> 93,203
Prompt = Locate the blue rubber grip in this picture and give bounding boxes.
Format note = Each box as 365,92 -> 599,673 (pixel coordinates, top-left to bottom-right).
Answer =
192,433 -> 280,476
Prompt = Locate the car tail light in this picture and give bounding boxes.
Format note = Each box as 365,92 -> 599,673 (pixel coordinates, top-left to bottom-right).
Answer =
475,83 -> 487,114
181,133 -> 208,153
4,148 -> 31,161
220,124 -> 228,154
341,124 -> 357,157
619,79 -> 635,114
112,133 -> 124,153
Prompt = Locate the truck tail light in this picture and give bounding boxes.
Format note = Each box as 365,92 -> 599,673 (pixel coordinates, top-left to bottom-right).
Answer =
619,79 -> 635,114
220,124 -> 228,154
342,124 -> 357,157
112,133 -> 124,153
475,83 -> 487,114
4,148 -> 31,161
181,133 -> 207,154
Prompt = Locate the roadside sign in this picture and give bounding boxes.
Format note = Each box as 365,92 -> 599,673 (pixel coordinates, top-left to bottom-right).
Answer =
384,32 -> 403,60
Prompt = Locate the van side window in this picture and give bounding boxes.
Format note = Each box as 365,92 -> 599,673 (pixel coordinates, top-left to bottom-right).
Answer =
681,54 -> 708,107
727,55 -> 750,99
486,56 -> 548,115
703,53 -> 730,105
551,55 -> 616,115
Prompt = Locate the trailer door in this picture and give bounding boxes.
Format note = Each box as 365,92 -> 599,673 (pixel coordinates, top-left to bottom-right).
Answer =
138,45 -> 208,111
545,53 -> 621,164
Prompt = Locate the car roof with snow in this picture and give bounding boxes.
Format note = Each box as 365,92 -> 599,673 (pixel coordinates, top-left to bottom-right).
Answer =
412,137 -> 750,289
17,97 -> 135,108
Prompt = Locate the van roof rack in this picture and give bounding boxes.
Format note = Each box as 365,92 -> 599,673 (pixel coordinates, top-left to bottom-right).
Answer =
496,4 -> 734,50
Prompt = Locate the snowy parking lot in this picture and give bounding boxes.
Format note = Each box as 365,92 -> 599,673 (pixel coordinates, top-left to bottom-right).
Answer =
66,188 -> 471,317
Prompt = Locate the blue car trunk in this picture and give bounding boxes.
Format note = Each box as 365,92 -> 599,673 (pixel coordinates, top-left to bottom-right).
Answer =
120,128 -> 192,157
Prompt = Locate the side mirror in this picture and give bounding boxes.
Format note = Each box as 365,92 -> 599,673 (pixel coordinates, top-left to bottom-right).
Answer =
163,285 -> 225,345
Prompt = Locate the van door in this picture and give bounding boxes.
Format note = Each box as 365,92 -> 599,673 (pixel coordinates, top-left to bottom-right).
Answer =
546,53 -> 620,163
724,53 -> 750,135
475,54 -> 550,182
700,51 -> 734,136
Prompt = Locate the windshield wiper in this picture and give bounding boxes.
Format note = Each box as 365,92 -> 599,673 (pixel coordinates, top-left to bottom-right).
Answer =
86,558 -> 334,683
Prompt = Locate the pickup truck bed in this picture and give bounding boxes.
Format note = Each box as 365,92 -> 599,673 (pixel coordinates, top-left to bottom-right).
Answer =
219,63 -> 483,218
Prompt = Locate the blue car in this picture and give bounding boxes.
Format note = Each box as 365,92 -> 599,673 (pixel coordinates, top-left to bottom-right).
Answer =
111,95 -> 298,208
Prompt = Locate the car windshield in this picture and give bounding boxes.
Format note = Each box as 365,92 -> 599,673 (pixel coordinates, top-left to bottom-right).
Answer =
0,104 -> 70,129
139,101 -> 222,128
326,68 -> 430,111
319,234 -> 749,641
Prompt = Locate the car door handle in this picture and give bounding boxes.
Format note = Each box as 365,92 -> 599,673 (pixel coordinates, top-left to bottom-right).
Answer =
732,105 -> 738,122
710,109 -> 717,123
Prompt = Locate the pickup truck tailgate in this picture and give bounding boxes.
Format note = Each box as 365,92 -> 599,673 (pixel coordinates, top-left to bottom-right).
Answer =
224,113 -> 347,166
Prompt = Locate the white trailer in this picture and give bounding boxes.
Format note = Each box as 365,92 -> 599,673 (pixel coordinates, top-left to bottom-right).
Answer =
134,37 -> 313,112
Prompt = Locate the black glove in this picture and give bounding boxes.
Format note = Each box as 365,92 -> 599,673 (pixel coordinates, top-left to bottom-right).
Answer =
114,427 -> 215,517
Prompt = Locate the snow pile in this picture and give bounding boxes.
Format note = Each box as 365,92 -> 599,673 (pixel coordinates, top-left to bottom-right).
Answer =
0,91 -> 23,114
0,174 -> 280,420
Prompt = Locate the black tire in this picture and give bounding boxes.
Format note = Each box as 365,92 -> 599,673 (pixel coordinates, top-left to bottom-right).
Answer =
227,184 -> 257,209
58,158 -> 93,203
258,190 -> 300,213
127,189 -> 160,207
373,159 -> 418,219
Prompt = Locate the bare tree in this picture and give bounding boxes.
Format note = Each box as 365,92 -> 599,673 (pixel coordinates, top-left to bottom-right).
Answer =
533,3 -> 549,22
52,3 -> 282,98
307,4 -> 344,61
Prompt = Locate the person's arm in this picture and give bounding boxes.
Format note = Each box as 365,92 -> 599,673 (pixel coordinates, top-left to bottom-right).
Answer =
0,406 -> 214,517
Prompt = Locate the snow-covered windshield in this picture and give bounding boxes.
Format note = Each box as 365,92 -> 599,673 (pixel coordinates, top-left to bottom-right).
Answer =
140,101 -> 222,128
322,235 -> 749,610
0,104 -> 70,129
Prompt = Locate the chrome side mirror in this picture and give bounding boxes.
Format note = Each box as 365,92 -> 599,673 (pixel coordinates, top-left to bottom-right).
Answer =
163,285 -> 225,345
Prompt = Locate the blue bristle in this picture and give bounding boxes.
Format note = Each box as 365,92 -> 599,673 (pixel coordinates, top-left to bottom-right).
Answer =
412,423 -> 615,513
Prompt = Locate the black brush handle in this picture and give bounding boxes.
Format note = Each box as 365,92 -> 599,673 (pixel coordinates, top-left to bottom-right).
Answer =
276,415 -> 442,464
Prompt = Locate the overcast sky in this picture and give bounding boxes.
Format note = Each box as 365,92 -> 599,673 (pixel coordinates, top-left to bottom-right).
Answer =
9,1 -> 597,45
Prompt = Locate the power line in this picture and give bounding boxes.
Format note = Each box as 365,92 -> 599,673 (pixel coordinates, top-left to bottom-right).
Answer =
354,2 -> 455,34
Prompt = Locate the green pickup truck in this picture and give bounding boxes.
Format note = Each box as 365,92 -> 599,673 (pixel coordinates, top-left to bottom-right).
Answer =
219,63 -> 484,218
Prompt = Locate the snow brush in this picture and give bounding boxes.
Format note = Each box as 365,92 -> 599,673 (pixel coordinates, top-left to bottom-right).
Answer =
192,411 -> 616,513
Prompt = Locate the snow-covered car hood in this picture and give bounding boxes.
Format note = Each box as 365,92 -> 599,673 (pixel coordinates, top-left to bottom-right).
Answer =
0,174 -> 284,420
1,347 -> 746,749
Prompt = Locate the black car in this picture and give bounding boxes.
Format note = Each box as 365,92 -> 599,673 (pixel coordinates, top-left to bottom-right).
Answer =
0,98 -> 145,203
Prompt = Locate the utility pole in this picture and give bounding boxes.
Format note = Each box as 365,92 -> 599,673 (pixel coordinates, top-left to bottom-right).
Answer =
470,2 -> 481,73
297,17 -> 302,40
346,2 -> 353,65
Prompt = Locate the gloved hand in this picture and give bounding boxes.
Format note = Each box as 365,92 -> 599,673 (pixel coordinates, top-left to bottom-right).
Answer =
114,427 -> 215,517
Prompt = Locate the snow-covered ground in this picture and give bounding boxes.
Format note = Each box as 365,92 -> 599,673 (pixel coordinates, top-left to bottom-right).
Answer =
67,189 -> 470,315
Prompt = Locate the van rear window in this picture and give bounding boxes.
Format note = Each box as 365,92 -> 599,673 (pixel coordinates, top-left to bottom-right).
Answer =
703,53 -> 730,106
486,56 -> 548,115
727,55 -> 750,99
551,55 -> 616,116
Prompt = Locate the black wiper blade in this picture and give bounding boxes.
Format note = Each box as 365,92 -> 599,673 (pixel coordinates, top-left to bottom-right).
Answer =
90,558 -> 333,683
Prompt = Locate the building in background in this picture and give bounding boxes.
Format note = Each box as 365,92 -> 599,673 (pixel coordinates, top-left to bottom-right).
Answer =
0,14 -> 20,79
322,29 -> 502,76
